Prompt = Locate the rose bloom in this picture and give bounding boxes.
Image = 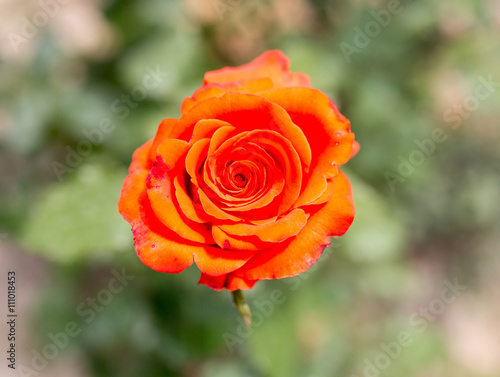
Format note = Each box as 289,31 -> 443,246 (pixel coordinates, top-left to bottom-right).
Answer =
118,50 -> 358,291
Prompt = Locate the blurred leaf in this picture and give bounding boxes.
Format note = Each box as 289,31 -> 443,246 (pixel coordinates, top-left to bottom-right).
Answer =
201,361 -> 253,377
341,173 -> 407,262
7,86 -> 56,152
21,162 -> 131,262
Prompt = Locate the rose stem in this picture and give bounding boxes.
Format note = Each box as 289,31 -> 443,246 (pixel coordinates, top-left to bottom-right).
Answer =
231,289 -> 252,328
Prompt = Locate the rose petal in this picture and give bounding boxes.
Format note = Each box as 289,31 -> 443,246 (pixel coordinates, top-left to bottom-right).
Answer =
186,138 -> 211,186
149,118 -> 180,162
218,208 -> 308,243
225,275 -> 259,291
307,177 -> 335,206
198,273 -> 259,291
288,72 -> 311,87
350,140 -> 360,158
119,140 -> 154,224
189,119 -> 234,146
174,175 -> 212,224
181,78 -> 274,114
194,246 -> 258,277
203,50 -> 311,89
207,125 -> 238,158
197,273 -> 227,291
212,226 -> 271,251
147,139 -> 214,244
198,188 -> 241,221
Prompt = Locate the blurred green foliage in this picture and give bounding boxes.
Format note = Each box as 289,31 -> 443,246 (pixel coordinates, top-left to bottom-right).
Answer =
1,0 -> 499,376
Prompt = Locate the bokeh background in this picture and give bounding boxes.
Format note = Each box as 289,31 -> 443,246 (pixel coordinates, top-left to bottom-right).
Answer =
1,0 -> 500,376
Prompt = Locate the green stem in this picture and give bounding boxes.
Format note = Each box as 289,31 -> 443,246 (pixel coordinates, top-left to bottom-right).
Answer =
232,289 -> 252,327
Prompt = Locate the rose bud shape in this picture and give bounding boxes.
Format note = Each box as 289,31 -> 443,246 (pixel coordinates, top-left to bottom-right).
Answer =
118,50 -> 357,292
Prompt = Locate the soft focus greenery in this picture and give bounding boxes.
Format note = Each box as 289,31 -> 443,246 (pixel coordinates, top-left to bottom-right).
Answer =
1,0 -> 499,376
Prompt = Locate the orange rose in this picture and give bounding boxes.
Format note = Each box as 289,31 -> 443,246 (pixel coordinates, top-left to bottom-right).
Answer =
118,50 -> 357,292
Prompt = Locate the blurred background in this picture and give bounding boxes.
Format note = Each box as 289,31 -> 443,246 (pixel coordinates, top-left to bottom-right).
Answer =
1,0 -> 499,376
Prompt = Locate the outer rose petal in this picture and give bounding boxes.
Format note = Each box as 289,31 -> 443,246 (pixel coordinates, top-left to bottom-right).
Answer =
225,275 -> 259,291
203,50 -> 311,89
287,72 -> 311,87
198,273 -> 258,291
231,171 -> 355,280
181,78 -> 274,115
198,273 -> 226,290
259,88 -> 355,208
118,140 -> 258,276
259,88 -> 353,166
149,118 -> 179,162
350,140 -> 360,158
